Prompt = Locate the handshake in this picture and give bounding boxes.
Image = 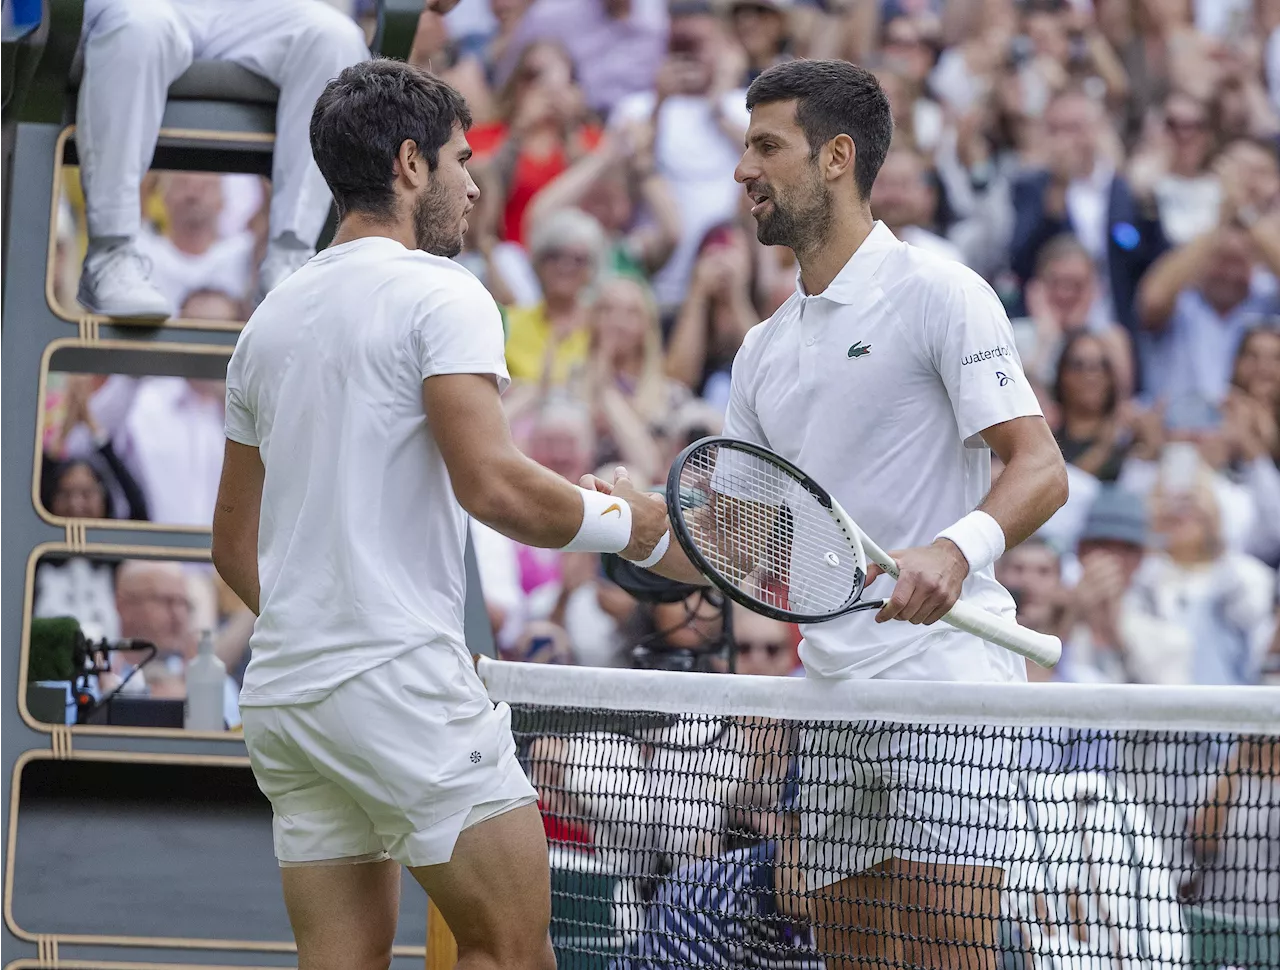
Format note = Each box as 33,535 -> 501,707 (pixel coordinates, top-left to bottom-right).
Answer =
578,465 -> 671,566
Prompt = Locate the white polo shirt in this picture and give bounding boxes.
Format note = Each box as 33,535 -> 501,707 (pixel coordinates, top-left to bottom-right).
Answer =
723,222 -> 1042,683
225,237 -> 509,706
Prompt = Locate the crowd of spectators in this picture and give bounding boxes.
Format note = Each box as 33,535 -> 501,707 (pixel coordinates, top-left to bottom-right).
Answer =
37,0 -> 1280,694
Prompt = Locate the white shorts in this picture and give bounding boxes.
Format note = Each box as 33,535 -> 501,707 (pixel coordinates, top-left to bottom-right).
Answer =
241,643 -> 537,868
798,723 -> 1015,889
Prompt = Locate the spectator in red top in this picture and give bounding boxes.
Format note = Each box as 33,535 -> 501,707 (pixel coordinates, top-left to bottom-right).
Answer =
469,40 -> 603,246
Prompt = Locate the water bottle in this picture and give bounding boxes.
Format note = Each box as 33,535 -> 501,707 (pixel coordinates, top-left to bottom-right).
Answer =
185,630 -> 226,731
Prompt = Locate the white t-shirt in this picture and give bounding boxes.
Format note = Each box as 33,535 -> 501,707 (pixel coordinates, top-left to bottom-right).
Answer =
225,237 -> 510,706
723,222 -> 1042,683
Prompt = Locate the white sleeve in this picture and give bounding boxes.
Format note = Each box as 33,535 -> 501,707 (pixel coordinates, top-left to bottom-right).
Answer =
721,336 -> 768,447
223,347 -> 258,447
927,273 -> 1043,444
409,275 -> 510,392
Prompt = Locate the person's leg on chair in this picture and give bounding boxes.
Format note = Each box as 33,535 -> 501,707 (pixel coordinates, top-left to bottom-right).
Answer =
196,0 -> 369,292
76,0 -> 191,317
411,802 -> 557,970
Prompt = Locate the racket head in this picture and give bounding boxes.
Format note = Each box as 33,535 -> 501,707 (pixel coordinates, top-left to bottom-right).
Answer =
666,436 -> 870,624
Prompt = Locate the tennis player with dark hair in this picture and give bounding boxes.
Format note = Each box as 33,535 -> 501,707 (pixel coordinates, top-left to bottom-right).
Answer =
212,59 -> 667,970
614,59 -> 1069,968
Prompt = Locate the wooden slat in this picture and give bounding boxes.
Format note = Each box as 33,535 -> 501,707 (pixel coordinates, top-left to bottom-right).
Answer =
425,898 -> 456,970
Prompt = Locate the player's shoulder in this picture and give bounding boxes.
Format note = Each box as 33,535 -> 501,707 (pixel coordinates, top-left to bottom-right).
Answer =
879,241 -> 996,303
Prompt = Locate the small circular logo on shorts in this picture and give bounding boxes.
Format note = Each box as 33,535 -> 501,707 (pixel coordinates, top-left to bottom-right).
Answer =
469,751 -> 482,764
824,551 -> 840,567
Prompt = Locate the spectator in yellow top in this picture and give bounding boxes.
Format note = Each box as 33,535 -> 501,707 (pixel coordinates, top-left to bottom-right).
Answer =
504,208 -> 608,387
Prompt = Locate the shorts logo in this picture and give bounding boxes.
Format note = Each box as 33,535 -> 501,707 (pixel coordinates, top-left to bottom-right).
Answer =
601,503 -> 622,518
469,751 -> 482,764
996,371 -> 1012,386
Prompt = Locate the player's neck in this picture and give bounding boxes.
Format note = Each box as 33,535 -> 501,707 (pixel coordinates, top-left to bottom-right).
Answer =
795,209 -> 875,298
329,213 -> 417,252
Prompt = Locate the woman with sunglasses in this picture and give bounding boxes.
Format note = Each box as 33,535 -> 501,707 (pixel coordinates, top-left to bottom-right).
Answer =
1129,91 -> 1221,244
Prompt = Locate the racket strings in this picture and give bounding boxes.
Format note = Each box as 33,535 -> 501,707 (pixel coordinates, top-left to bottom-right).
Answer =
676,444 -> 863,616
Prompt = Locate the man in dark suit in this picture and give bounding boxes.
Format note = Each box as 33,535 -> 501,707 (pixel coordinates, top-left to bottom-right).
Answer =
1011,88 -> 1168,337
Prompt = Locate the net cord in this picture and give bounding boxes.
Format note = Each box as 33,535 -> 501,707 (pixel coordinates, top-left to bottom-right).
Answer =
477,657 -> 1280,734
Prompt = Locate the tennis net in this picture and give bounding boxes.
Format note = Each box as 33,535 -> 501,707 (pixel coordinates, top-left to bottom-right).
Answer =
477,658 -> 1279,970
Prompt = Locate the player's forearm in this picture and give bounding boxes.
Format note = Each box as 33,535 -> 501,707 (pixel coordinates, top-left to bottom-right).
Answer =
463,451 -> 593,548
978,441 -> 1068,550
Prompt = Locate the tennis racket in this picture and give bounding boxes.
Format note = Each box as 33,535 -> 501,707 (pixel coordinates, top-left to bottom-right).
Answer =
666,436 -> 1062,668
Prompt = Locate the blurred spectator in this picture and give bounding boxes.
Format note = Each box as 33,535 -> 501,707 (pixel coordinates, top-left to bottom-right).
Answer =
473,399 -> 630,665
133,173 -> 255,316
108,561 -> 241,725
74,0 -> 367,319
1231,325 -> 1280,462
504,208 -> 608,387
178,287 -> 248,323
1137,221 -> 1280,404
1129,91 -> 1222,245
870,146 -> 964,262
1049,332 -> 1133,482
995,538 -> 1066,663
582,277 -> 685,481
41,374 -> 149,522
60,375 -> 226,528
495,0 -> 670,118
610,0 -> 750,313
1184,738 -> 1280,923
1011,88 -> 1168,336
1052,487 -> 1164,683
666,222 -> 759,411
1129,480 -> 1276,684
32,463 -> 123,645
655,396 -> 725,472
522,119 -> 682,279
470,40 -> 601,247
728,0 -> 794,86
1013,234 -> 1135,394
732,606 -> 800,677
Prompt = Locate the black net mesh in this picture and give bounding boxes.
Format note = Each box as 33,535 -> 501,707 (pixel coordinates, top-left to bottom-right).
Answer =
509,703 -> 1279,970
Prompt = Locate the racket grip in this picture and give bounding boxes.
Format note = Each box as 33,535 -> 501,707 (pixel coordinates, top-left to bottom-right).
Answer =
941,599 -> 1062,668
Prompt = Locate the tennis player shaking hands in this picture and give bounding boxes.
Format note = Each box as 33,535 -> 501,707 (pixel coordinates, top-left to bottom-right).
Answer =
212,61 -> 664,970
639,59 -> 1068,969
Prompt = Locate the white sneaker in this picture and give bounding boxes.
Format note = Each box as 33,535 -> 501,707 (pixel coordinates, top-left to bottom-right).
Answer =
258,239 -> 316,298
77,241 -> 173,320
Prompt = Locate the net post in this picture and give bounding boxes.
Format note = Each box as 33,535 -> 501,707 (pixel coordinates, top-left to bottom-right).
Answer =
426,898 -> 456,970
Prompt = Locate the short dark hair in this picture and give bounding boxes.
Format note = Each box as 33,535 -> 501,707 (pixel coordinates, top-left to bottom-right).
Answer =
310,59 -> 472,221
746,59 -> 893,200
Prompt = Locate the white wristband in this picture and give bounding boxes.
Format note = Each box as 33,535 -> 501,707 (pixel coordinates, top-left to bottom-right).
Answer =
936,510 -> 1005,573
626,530 -> 670,569
562,487 -> 632,554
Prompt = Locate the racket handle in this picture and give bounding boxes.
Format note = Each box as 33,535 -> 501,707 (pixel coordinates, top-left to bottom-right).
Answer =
942,599 -> 1062,668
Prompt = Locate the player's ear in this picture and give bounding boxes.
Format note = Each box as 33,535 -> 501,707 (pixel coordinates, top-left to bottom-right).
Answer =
394,139 -> 427,188
824,133 -> 855,183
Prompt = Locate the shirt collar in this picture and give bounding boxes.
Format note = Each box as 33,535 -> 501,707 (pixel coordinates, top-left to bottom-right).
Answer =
794,221 -> 899,305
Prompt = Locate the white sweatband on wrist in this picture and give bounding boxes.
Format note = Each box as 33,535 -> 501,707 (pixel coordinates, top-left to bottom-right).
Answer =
562,487 -> 633,554
936,510 -> 1006,573
626,530 -> 670,569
